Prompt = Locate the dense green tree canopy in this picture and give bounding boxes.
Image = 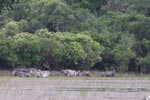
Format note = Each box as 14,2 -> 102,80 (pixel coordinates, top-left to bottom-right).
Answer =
0,0 -> 150,73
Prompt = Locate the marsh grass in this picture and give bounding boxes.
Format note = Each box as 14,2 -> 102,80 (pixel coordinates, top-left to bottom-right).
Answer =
0,74 -> 150,81
58,87 -> 150,92
0,71 -> 150,100
0,76 -> 149,100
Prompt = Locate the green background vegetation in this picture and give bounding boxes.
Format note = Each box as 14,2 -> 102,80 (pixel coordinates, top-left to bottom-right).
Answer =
0,0 -> 150,73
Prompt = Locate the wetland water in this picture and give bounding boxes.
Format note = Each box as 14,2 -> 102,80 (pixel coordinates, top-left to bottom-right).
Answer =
0,78 -> 149,100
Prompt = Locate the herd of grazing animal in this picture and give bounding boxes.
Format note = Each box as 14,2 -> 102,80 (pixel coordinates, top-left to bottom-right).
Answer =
13,68 -> 50,78
13,68 -> 117,78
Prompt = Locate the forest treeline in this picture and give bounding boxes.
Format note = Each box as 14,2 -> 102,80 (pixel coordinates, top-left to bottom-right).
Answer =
0,0 -> 150,73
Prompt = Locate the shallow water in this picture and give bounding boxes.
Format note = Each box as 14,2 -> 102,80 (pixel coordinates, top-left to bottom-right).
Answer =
0,79 -> 150,100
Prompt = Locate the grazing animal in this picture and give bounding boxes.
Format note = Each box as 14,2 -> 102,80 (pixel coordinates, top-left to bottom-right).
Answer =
13,68 -> 51,78
29,68 -> 42,77
101,70 -> 116,77
61,69 -> 80,76
13,70 -> 31,77
78,71 -> 90,76
17,68 -> 30,73
41,71 -> 50,78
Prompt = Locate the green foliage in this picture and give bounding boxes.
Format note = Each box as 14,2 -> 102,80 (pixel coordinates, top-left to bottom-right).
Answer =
117,14 -> 150,39
0,37 -> 18,67
136,54 -> 150,73
98,11 -> 150,40
35,29 -> 65,69
112,45 -> 136,72
35,30 -> 103,70
4,21 -> 19,36
0,32 -> 41,68
103,0 -> 128,12
135,39 -> 150,57
127,0 -> 150,16
60,32 -> 103,70
111,33 -> 136,72
93,30 -> 136,72
5,0 -> 100,33
98,11 -> 125,32
141,39 -> 150,53
0,0 -> 16,13
11,33 -> 41,68
0,0 -> 150,73
63,41 -> 86,69
75,33 -> 103,69
65,0 -> 107,15
18,19 -> 28,32
0,15 -> 12,28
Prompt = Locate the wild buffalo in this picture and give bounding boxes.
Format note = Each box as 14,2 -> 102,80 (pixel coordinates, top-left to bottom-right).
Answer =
17,68 -> 30,73
101,70 -> 117,77
14,71 -> 31,77
41,71 -> 51,78
61,69 -> 80,77
13,68 -> 31,77
28,68 -> 42,77
13,68 -> 50,78
78,71 -> 90,76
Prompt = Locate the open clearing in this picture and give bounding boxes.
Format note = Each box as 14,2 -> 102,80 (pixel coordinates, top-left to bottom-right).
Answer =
0,76 -> 150,100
